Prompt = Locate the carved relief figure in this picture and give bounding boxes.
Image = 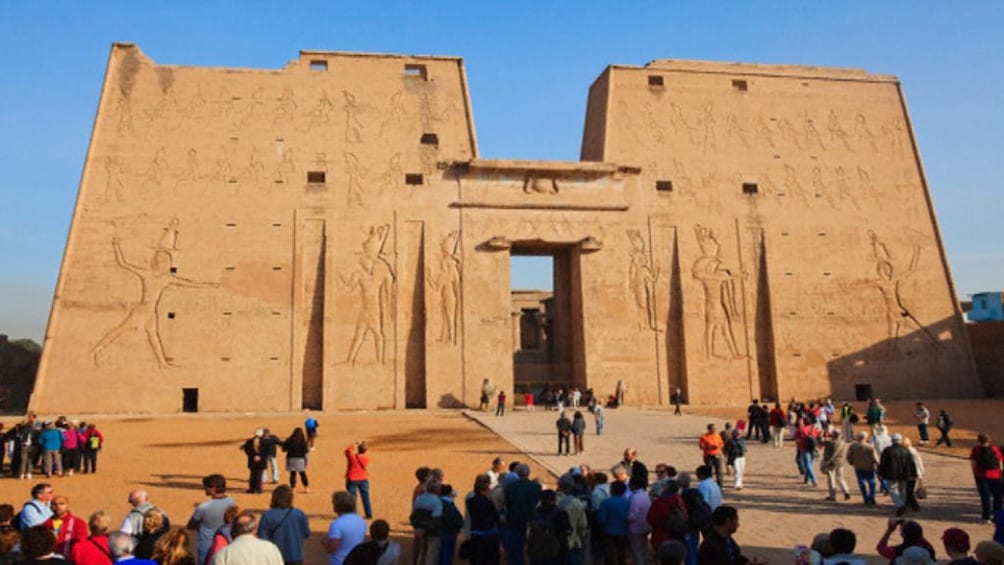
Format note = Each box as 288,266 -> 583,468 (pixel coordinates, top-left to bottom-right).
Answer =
777,116 -> 803,149
883,118 -> 906,154
827,110 -> 853,151
627,230 -> 660,331
854,114 -> 878,152
783,164 -> 808,205
140,146 -> 169,189
273,147 -> 295,184
104,156 -> 126,202
379,91 -> 407,138
240,147 -> 266,185
428,231 -> 461,345
91,221 -> 218,368
803,113 -> 826,151
668,102 -> 696,143
175,148 -> 201,190
344,153 -> 367,206
752,114 -> 776,148
867,230 -> 937,355
378,153 -> 403,194
698,102 -> 717,151
726,113 -> 750,148
692,225 -> 743,360
272,88 -> 297,127
115,95 -> 134,135
240,87 -> 267,126
342,90 -> 366,143
301,90 -> 335,133
339,224 -> 396,365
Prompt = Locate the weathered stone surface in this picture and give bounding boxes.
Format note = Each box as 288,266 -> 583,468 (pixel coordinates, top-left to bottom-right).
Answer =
29,46 -> 981,414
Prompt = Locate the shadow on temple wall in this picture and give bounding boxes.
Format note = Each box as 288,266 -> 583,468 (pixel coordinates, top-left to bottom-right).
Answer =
0,335 -> 39,413
822,314 -> 982,400
438,393 -> 465,409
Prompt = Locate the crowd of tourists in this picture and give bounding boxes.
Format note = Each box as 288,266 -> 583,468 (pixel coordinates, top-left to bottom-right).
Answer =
0,413 -> 104,480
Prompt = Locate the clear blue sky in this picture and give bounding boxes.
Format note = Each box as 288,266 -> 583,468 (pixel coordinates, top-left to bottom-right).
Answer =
1,2 -> 1001,342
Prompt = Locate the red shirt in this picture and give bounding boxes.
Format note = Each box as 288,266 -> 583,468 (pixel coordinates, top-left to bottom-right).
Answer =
43,513 -> 87,557
345,445 -> 370,481
70,535 -> 112,565
970,445 -> 1003,480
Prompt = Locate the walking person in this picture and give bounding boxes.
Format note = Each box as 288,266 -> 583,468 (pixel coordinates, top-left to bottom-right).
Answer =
699,424 -> 725,487
671,388 -> 684,416
935,409 -> 954,447
282,428 -> 310,494
725,429 -> 747,490
821,430 -> 851,501
795,417 -> 820,487
345,441 -> 373,519
571,411 -> 586,455
878,433 -> 917,516
970,432 -> 1003,524
592,402 -> 605,435
846,431 -> 879,505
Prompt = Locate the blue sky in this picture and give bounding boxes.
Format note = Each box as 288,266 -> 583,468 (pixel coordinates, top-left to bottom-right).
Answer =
1,2 -> 1001,342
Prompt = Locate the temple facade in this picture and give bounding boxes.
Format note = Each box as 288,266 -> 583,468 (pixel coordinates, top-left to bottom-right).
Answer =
29,44 -> 982,414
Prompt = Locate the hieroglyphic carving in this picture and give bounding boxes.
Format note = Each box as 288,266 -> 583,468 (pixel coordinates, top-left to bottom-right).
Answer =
811,166 -> 834,206
91,219 -> 218,367
867,230 -> 937,355
339,224 -> 396,365
342,90 -> 367,143
115,94 -> 134,135
693,225 -> 743,360
782,164 -> 808,204
697,102 -> 717,151
777,116 -> 803,150
752,114 -> 776,148
104,156 -> 126,202
174,148 -> 201,190
240,87 -> 267,126
273,148 -> 295,185
669,102 -> 697,143
272,88 -> 297,127
882,118 -> 906,154
140,146 -> 169,189
379,91 -> 407,138
854,114 -> 878,152
344,153 -> 367,206
301,90 -> 335,133
428,231 -> 461,345
726,113 -> 750,148
378,153 -> 403,194
803,113 -> 826,151
627,230 -> 659,331
827,110 -> 853,151
240,147 -> 266,186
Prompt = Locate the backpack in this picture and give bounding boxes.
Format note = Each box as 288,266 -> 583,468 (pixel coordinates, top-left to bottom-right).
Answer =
662,499 -> 689,537
440,499 -> 464,536
409,507 -> 441,536
804,434 -> 817,452
978,446 -> 1000,470
87,435 -> 101,450
680,489 -> 712,533
527,511 -> 562,559
16,501 -> 42,530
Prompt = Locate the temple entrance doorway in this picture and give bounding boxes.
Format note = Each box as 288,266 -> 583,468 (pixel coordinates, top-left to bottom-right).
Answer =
510,244 -> 585,406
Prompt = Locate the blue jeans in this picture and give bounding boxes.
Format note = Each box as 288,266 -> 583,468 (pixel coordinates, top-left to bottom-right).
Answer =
800,450 -> 817,485
855,469 -> 876,503
346,479 -> 373,518
685,532 -> 699,565
918,423 -> 929,442
975,477 -> 1004,519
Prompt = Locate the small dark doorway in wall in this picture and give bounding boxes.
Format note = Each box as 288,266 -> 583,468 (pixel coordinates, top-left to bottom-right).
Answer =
182,388 -> 199,413
855,384 -> 873,402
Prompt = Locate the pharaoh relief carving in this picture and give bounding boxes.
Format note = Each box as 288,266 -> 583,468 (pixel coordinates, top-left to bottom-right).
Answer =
339,224 -> 396,366
378,153 -> 404,194
239,147 -> 266,186
726,113 -> 751,148
104,156 -> 126,202
272,88 -> 297,127
115,93 -> 135,135
803,113 -> 826,151
867,230 -> 938,356
692,225 -> 744,361
627,230 -> 660,332
91,218 -> 219,368
344,153 -> 367,207
174,148 -> 201,190
882,118 -> 907,154
273,148 -> 296,185
139,146 -> 169,190
752,114 -> 776,148
697,102 -> 717,151
342,90 -> 368,143
428,231 -> 462,345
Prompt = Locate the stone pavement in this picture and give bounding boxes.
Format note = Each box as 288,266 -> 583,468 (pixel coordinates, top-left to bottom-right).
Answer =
465,406 -> 997,564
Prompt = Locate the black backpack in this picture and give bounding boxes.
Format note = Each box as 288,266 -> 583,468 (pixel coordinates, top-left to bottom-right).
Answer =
978,446 -> 1000,470
681,489 -> 712,532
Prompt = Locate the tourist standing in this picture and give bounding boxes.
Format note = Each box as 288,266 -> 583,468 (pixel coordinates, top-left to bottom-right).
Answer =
42,495 -> 87,558
725,429 -> 747,490
571,411 -> 586,455
878,433 -> 917,516
187,473 -> 237,565
671,388 -> 684,416
914,402 -> 931,446
821,430 -> 851,501
212,512 -> 284,565
769,402 -> 787,448
82,423 -> 103,474
699,424 -> 725,487
325,492 -> 368,565
592,402 -> 605,435
480,379 -> 495,412
283,428 -> 311,493
464,474 -> 500,565
556,412 -> 572,456
261,428 -> 282,486
495,391 -> 506,417
345,441 -> 373,519
258,485 -> 311,565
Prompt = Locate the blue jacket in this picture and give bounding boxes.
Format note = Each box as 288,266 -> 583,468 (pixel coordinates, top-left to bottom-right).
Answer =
39,428 -> 64,451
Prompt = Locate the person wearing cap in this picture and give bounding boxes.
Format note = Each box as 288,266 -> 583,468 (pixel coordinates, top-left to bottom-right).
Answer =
941,527 -> 978,565
876,518 -> 935,563
241,429 -> 268,494
878,433 -> 917,516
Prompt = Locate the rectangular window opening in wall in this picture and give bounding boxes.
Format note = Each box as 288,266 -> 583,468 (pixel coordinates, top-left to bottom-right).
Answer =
818,232 -> 827,236
223,312 -> 233,316
272,311 -> 281,316
307,171 -> 326,183
167,312 -> 175,319
229,136 -> 239,142
742,182 -> 759,195
169,266 -> 177,274
648,75 -> 664,87
269,356 -> 279,361
732,79 -> 748,91
823,272 -> 832,276
272,266 -> 283,271
405,173 -> 424,185
827,311 -> 836,316
272,223 -> 282,227
655,180 -> 674,192
404,64 -> 428,80
225,223 -> 237,228
221,356 -> 231,362
227,178 -> 238,184
274,179 -> 284,184
420,133 -> 439,145
224,266 -> 235,271
309,60 -> 328,71
182,388 -> 198,413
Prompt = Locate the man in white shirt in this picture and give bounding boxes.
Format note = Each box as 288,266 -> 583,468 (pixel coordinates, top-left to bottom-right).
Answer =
212,512 -> 283,565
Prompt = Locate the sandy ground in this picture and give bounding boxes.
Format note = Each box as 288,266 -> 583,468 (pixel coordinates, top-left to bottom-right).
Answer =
0,399 -> 999,564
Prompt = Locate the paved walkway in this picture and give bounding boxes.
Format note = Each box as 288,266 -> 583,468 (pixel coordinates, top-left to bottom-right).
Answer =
466,406 -> 996,564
